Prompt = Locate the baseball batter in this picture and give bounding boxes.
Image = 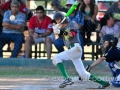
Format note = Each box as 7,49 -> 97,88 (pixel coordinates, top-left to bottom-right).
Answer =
52,12 -> 110,88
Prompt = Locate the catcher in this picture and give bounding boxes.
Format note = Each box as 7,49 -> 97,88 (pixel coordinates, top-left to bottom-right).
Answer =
52,12 -> 110,88
86,34 -> 120,87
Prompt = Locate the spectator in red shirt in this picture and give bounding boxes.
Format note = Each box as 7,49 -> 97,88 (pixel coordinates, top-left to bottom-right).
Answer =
0,0 -> 27,15
25,6 -> 54,59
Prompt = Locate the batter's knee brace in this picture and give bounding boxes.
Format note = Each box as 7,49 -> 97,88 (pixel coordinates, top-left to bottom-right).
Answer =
52,55 -> 62,66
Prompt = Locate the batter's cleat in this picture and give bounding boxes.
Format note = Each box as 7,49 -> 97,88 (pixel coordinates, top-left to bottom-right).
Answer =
59,78 -> 74,88
98,82 -> 110,89
86,65 -> 91,72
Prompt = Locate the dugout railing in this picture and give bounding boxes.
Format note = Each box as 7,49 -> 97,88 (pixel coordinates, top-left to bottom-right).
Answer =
31,30 -> 102,60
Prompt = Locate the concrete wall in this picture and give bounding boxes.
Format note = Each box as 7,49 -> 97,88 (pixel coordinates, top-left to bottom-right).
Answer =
0,58 -> 109,69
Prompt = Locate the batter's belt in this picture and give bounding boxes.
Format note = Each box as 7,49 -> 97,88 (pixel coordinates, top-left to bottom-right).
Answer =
69,43 -> 80,49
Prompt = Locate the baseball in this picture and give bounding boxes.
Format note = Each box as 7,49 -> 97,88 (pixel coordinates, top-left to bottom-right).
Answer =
10,15 -> 15,21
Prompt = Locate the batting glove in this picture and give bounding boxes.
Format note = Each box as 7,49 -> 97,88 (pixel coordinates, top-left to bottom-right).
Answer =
53,24 -> 60,34
53,24 -> 59,30
53,29 -> 60,34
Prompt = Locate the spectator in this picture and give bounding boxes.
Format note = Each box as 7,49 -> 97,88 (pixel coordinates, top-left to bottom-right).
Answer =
76,0 -> 83,11
0,13 -> 3,33
106,0 -> 120,26
0,0 -> 29,52
53,0 -> 85,60
1,0 -> 29,21
25,6 -> 54,59
79,0 -> 98,43
99,14 -> 118,38
0,0 -> 27,15
0,0 -> 25,58
99,14 -> 120,48
51,0 -> 68,12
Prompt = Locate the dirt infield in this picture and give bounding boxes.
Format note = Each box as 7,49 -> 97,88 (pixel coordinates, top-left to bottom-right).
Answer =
0,67 -> 119,90
0,77 -> 119,90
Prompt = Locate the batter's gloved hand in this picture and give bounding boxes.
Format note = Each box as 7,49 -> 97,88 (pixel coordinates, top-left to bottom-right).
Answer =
53,24 -> 60,30
53,29 -> 60,34
86,65 -> 91,72
53,24 -> 60,34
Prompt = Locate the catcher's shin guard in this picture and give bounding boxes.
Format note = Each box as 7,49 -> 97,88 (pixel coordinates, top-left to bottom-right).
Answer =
108,62 -> 120,77
111,74 -> 120,87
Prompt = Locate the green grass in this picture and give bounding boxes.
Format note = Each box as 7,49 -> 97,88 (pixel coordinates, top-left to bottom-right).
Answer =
0,67 -> 112,78
0,66 -> 77,77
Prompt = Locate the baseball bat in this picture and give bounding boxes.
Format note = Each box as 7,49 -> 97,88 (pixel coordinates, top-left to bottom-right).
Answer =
61,1 -> 78,23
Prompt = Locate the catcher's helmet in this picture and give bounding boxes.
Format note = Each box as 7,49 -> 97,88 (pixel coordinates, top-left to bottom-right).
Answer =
100,34 -> 118,54
53,12 -> 69,24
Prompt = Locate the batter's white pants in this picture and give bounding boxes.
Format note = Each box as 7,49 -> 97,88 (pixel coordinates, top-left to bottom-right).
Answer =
53,43 -> 91,80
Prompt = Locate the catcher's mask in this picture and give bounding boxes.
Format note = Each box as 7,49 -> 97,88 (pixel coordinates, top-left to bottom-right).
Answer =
100,34 -> 118,54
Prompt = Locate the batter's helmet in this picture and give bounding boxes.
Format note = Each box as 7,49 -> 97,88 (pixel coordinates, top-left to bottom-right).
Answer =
100,34 -> 118,54
53,12 -> 69,24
